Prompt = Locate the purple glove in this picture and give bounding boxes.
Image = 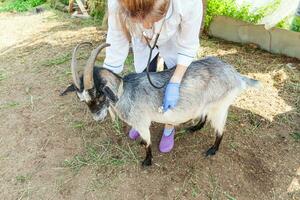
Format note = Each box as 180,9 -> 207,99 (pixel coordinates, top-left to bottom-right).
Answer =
163,82 -> 180,112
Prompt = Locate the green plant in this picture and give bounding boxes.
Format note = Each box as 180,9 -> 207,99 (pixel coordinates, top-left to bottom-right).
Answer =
205,0 -> 279,29
42,52 -> 71,67
60,0 -> 68,5
0,101 -> 20,110
290,16 -> 300,32
0,70 -> 7,81
16,175 -> 31,183
113,117 -> 123,136
48,0 -> 68,9
224,192 -> 237,200
0,0 -> 46,12
291,132 -> 300,142
71,121 -> 85,129
276,18 -> 290,29
88,0 -> 106,19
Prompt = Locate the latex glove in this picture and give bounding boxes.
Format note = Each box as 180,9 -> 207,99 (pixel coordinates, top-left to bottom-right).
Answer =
163,82 -> 180,112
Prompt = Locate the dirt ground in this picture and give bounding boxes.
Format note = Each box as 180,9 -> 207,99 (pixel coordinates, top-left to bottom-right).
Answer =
0,9 -> 299,200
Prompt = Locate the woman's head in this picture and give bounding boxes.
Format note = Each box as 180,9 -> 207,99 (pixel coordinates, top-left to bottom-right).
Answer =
119,0 -> 169,29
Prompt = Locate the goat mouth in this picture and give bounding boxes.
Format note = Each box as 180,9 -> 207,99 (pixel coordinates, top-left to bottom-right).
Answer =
92,109 -> 107,121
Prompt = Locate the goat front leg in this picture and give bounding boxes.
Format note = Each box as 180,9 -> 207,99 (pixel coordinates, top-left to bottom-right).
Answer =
135,127 -> 152,166
142,145 -> 152,166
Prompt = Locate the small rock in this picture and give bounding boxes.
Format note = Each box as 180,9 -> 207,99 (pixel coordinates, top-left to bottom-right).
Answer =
286,63 -> 296,70
248,43 -> 259,49
34,7 -> 45,14
287,178 -> 300,193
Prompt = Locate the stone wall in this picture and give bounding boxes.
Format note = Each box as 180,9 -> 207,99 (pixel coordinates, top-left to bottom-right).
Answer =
209,16 -> 300,60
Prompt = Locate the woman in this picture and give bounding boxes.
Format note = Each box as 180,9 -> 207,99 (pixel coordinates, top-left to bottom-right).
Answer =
103,0 -> 203,153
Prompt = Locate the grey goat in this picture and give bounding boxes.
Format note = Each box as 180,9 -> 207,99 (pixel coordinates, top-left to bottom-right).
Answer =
62,42 -> 259,166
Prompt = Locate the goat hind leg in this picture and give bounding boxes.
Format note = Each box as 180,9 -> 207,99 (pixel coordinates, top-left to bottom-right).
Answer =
206,132 -> 223,156
187,116 -> 207,133
205,108 -> 228,157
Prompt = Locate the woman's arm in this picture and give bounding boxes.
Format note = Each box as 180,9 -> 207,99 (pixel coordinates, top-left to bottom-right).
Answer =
170,64 -> 187,83
163,0 -> 203,111
175,0 -> 203,69
169,0 -> 203,84
103,0 -> 130,74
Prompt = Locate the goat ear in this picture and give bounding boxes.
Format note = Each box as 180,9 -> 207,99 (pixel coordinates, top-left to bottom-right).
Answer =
60,84 -> 77,96
102,86 -> 119,103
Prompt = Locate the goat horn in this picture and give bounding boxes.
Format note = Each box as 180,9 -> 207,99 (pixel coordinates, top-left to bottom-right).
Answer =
83,43 -> 111,90
71,42 -> 93,89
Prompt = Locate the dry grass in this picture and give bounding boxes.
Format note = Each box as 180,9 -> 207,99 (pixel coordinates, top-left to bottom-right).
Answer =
199,37 -> 299,123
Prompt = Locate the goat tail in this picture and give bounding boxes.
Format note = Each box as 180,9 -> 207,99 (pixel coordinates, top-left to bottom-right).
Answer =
241,76 -> 261,89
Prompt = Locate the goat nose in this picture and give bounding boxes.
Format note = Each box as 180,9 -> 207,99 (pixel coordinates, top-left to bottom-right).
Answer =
92,114 -> 103,121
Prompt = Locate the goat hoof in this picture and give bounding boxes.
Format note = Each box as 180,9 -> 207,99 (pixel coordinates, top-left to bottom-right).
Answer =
205,147 -> 217,157
140,141 -> 147,146
142,158 -> 152,167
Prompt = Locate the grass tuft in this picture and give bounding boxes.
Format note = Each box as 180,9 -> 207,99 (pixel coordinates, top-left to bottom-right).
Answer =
175,129 -> 188,141
229,142 -> 239,151
207,175 -> 221,199
224,192 -> 237,200
0,70 -> 7,81
0,101 -> 20,110
42,52 -> 71,67
15,175 -> 31,183
71,121 -> 85,130
290,132 -> 300,142
64,140 -> 138,172
112,117 -> 123,136
190,180 -> 201,198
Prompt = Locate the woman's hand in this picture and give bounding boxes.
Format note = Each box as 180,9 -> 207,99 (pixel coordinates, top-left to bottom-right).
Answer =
162,64 -> 188,112
163,82 -> 180,112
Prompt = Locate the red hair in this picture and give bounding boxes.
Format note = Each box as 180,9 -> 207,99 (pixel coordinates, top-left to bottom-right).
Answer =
120,0 -> 155,19
118,0 -> 169,40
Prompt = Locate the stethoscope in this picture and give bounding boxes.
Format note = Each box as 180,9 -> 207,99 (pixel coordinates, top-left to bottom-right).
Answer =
143,18 -> 168,89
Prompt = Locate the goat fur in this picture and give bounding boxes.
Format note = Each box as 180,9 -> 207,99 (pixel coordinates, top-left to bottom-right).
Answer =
105,56 -> 259,147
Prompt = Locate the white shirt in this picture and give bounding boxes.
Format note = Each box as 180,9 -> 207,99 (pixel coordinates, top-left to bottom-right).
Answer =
104,0 -> 203,73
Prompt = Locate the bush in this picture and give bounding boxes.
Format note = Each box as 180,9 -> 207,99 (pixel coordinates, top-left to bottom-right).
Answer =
0,0 -> 46,12
88,0 -> 106,19
290,16 -> 300,32
205,0 -> 279,29
48,0 -> 68,10
60,0 -> 68,5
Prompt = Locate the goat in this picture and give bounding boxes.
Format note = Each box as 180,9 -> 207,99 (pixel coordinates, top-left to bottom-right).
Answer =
62,42 -> 259,166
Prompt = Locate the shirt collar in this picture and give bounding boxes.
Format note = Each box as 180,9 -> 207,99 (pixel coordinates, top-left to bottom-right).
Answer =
165,0 -> 173,20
